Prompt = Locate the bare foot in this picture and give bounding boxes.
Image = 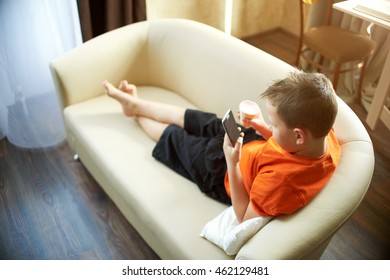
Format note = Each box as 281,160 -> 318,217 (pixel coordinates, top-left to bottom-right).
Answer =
102,80 -> 137,117
118,80 -> 138,97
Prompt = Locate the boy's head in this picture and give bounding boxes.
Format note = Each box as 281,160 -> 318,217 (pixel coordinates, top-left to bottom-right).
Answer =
261,70 -> 338,140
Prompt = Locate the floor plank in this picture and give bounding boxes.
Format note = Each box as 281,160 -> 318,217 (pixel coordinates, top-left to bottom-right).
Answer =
243,29 -> 299,65
0,140 -> 159,260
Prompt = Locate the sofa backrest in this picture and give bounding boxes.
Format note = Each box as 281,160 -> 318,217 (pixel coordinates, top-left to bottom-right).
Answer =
145,19 -> 293,118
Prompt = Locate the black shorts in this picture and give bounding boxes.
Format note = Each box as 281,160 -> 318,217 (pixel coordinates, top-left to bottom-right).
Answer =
152,109 -> 264,204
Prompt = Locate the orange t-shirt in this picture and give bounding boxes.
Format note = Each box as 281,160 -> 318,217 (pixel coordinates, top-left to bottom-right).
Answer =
224,130 -> 341,217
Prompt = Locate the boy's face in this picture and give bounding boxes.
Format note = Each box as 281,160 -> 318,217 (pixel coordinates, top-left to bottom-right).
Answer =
266,100 -> 300,153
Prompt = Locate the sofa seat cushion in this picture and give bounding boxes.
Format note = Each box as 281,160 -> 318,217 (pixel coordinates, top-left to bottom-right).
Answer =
63,86 -> 234,259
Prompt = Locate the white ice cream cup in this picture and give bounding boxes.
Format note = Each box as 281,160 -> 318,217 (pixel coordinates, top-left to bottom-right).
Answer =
239,100 -> 260,127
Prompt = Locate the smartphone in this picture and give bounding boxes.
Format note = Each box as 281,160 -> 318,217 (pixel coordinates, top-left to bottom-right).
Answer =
222,109 -> 240,147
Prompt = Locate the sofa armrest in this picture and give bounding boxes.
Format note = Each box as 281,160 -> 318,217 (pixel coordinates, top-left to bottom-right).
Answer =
50,22 -> 148,109
235,97 -> 374,260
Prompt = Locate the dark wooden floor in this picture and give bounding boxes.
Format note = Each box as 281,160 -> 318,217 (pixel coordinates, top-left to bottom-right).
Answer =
0,29 -> 389,260
243,29 -> 299,66
0,140 -> 159,259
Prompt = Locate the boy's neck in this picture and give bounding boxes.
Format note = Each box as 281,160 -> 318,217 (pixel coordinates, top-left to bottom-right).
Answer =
293,137 -> 327,158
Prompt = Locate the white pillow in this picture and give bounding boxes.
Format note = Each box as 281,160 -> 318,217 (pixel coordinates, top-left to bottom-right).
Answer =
200,206 -> 272,255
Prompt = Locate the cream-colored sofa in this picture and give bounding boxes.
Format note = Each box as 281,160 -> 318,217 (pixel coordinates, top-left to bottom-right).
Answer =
50,19 -> 375,259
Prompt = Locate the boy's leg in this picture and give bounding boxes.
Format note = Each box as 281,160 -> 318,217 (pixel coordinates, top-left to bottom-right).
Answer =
105,81 -> 230,203
103,80 -> 186,129
137,117 -> 169,142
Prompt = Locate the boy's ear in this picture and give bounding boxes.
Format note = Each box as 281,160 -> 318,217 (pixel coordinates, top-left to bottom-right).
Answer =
294,128 -> 305,145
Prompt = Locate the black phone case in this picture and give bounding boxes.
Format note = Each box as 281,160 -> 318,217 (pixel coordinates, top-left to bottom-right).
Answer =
222,109 -> 240,146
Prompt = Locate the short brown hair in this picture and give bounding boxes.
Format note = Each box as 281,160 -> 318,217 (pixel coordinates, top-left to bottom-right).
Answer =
260,70 -> 338,138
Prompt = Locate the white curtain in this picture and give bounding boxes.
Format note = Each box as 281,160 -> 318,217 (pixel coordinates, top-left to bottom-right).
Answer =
0,0 -> 82,148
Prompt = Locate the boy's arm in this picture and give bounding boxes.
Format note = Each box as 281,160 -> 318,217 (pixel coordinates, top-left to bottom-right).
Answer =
223,133 -> 259,223
250,117 -> 272,140
241,112 -> 272,140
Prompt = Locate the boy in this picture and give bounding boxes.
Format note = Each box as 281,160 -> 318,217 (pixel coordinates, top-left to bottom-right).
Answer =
102,70 -> 340,223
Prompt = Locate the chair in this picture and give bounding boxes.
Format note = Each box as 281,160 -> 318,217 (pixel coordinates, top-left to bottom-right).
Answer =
296,0 -> 376,101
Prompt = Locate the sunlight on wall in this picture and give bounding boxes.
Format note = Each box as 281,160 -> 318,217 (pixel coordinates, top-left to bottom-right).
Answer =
146,0 -> 300,38
225,0 -> 233,34
232,0 -> 284,37
146,0 -> 226,31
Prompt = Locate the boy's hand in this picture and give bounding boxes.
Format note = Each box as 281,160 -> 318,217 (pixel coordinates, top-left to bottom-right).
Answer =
238,111 -> 272,140
238,111 -> 264,128
223,130 -> 244,166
